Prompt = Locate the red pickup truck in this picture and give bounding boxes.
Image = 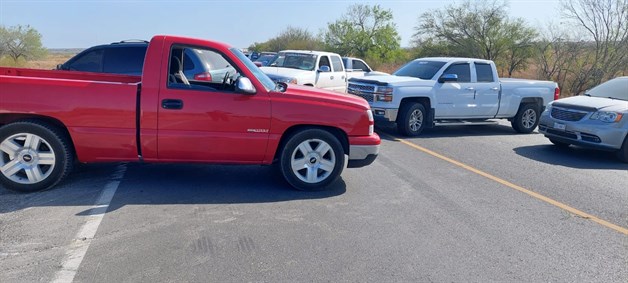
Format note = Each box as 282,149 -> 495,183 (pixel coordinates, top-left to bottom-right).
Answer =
0,35 -> 380,192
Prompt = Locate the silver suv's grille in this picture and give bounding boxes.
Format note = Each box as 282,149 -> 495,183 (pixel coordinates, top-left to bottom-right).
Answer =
347,83 -> 375,102
551,107 -> 588,121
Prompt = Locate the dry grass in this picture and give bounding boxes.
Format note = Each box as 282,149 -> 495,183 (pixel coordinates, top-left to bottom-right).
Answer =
0,53 -> 75,70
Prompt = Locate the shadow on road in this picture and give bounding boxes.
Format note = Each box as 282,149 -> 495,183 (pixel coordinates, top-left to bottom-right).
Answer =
376,121 -> 524,140
513,144 -> 628,170
0,163 -> 346,214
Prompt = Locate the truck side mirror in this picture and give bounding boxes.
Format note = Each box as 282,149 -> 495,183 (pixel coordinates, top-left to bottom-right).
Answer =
438,74 -> 458,83
318,66 -> 331,73
56,64 -> 66,70
235,77 -> 256,95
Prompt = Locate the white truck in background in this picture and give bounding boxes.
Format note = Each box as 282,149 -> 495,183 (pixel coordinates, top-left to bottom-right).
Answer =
347,57 -> 560,136
260,50 -> 348,93
342,57 -> 388,81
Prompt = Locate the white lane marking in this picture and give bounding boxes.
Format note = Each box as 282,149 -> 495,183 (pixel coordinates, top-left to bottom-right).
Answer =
53,163 -> 127,283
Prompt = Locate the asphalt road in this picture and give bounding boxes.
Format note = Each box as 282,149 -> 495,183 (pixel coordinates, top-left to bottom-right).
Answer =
1,121 -> 627,282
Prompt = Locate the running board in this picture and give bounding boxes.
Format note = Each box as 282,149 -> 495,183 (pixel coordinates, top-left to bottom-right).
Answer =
434,120 -> 499,126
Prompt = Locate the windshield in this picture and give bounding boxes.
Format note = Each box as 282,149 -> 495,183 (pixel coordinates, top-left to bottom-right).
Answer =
230,48 -> 276,91
393,60 -> 446,80
269,52 -> 317,71
586,77 -> 628,101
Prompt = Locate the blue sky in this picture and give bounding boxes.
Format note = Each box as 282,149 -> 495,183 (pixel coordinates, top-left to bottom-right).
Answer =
0,0 -> 560,48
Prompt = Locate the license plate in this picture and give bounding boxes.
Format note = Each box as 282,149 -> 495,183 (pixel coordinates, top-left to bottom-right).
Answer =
553,122 -> 566,130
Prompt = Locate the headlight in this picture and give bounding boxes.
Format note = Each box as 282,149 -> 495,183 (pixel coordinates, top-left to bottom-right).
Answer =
590,111 -> 623,123
375,86 -> 393,102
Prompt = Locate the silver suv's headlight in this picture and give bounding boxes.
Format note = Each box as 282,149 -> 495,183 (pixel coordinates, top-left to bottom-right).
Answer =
590,111 -> 623,123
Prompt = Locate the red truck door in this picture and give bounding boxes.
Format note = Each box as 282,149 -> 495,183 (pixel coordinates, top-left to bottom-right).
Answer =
156,44 -> 271,163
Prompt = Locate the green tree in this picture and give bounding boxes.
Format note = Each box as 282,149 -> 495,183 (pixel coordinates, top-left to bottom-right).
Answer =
0,25 -> 47,64
249,26 -> 323,52
323,4 -> 403,68
413,0 -> 538,77
560,0 -> 628,95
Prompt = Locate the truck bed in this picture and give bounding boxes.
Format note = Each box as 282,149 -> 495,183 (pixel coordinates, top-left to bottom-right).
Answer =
0,67 -> 140,162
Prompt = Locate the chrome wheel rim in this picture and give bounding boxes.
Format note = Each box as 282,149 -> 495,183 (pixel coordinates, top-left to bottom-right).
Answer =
290,138 -> 336,184
409,109 -> 423,132
522,109 -> 537,129
0,133 -> 56,184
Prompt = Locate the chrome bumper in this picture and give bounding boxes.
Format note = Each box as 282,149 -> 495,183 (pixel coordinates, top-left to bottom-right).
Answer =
372,108 -> 398,122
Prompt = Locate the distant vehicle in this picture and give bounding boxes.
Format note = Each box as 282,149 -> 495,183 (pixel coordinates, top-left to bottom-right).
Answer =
58,40 -> 232,83
57,40 -> 148,76
348,57 -> 560,136
342,57 -> 388,80
539,76 -> 628,162
254,53 -> 277,66
261,50 -> 348,93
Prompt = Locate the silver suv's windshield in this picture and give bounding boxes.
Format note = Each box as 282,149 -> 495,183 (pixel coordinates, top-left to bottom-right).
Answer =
269,52 -> 317,71
586,77 -> 628,101
393,60 -> 446,80
230,48 -> 276,91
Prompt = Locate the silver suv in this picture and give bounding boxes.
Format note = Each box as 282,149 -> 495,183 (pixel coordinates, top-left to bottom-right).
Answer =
539,77 -> 628,162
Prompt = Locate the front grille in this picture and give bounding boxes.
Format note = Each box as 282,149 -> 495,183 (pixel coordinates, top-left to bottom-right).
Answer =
551,107 -> 588,121
348,83 -> 376,102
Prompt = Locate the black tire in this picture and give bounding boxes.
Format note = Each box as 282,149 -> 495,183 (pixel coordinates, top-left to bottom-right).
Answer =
549,138 -> 570,148
616,136 -> 628,163
512,103 -> 540,133
0,121 -> 74,192
397,102 -> 426,136
279,129 -> 345,191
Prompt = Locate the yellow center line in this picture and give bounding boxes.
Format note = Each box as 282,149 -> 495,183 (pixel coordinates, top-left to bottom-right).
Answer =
381,132 -> 628,236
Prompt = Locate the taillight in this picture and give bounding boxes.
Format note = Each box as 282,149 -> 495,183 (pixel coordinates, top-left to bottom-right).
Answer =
554,87 -> 560,100
194,72 -> 212,81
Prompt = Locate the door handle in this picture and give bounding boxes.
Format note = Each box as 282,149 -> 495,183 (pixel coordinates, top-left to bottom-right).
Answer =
162,99 -> 183,110
330,76 -> 334,80
465,87 -> 475,91
490,87 -> 499,91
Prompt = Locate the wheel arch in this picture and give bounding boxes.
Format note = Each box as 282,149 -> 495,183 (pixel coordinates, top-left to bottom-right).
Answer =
0,114 -> 77,161
272,125 -> 349,163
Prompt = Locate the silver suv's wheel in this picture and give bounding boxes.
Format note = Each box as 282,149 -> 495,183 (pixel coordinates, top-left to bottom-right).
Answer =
0,121 -> 73,192
280,129 -> 344,191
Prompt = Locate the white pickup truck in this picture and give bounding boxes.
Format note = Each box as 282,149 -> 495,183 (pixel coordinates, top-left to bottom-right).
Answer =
347,57 -> 560,136
260,50 -> 348,93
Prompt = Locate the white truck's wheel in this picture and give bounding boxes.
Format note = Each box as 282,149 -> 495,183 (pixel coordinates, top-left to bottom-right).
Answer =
397,102 -> 426,136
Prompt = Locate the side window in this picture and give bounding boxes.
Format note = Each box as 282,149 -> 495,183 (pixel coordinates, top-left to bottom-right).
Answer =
353,60 -> 370,72
103,46 -> 147,75
475,63 -> 495,82
68,49 -> 104,72
319,56 -> 331,71
168,45 -> 238,92
443,63 -> 471,82
331,56 -> 343,72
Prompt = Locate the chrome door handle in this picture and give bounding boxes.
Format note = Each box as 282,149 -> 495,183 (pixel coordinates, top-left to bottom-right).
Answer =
490,87 -> 499,91
466,87 -> 475,90
330,76 -> 334,80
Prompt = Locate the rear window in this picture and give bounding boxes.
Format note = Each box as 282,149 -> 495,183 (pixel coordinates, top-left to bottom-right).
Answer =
331,56 -> 344,72
103,46 -> 146,75
68,48 -> 104,72
475,63 -> 494,82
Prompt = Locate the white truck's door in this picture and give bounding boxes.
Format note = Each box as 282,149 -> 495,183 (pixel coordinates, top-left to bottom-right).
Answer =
433,63 -> 477,118
329,55 -> 347,92
471,62 -> 500,117
315,55 -> 335,90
